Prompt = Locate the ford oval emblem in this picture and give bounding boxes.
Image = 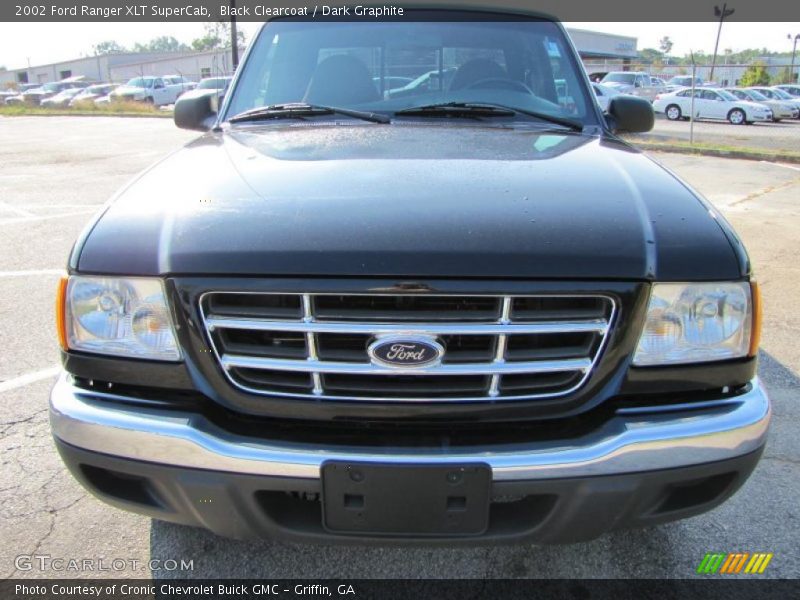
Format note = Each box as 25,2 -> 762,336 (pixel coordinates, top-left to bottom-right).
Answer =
368,336 -> 444,368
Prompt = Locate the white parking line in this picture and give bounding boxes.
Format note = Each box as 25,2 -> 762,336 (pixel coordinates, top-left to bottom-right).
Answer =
25,204 -> 102,209
0,201 -> 36,218
0,210 -> 96,225
0,366 -> 60,394
760,160 -> 800,172
0,269 -> 64,277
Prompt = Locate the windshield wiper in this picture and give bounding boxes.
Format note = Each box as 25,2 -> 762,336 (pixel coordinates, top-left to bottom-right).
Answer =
395,102 -> 516,119
394,102 -> 584,131
228,102 -> 390,124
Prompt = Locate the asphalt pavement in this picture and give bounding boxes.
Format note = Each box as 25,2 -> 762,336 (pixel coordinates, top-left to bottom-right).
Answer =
630,114 -> 800,153
1,116 -> 798,579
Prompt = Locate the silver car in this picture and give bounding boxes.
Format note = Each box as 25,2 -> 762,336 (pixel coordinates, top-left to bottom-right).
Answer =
600,71 -> 660,101
726,88 -> 798,122
748,87 -> 800,119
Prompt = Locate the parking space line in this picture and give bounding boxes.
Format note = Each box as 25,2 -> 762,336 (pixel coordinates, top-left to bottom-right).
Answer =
760,161 -> 800,172
0,269 -> 64,277
0,366 -> 60,394
0,210 -> 96,226
0,201 -> 36,218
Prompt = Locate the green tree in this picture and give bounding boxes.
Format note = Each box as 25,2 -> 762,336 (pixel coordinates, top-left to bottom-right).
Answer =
659,36 -> 673,55
638,48 -> 664,64
780,67 -> 795,83
739,62 -> 771,86
133,36 -> 189,53
92,40 -> 127,55
191,22 -> 245,51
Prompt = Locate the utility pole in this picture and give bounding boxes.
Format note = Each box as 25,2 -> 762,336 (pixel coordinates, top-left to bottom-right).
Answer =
230,0 -> 239,70
790,34 -> 800,84
690,51 -> 696,146
709,4 -> 735,82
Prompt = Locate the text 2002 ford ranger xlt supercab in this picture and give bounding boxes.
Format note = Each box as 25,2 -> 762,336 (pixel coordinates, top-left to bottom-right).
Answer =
50,10 -> 769,544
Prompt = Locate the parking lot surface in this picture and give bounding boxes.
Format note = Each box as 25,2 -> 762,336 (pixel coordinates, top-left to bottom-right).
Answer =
1,116 -> 798,579
636,114 -> 800,153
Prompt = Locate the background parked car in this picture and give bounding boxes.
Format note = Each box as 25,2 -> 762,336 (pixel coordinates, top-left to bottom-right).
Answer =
587,71 -> 608,83
748,87 -> 800,118
665,75 -> 704,92
650,77 -> 667,91
163,75 -> 197,98
600,72 -> 660,101
775,84 -> 800,98
726,88 -> 798,121
0,89 -> 18,105
387,68 -> 457,98
110,76 -> 183,106
5,78 -> 88,106
69,84 -> 118,107
591,82 -> 620,111
184,76 -> 235,106
40,87 -> 84,108
196,76 -> 233,93
653,87 -> 772,124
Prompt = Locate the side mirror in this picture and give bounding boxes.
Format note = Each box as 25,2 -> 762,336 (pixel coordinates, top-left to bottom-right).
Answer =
174,89 -> 219,132
607,95 -> 654,133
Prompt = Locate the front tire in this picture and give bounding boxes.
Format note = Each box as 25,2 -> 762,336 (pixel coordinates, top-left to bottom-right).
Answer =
666,104 -> 682,121
728,108 -> 746,125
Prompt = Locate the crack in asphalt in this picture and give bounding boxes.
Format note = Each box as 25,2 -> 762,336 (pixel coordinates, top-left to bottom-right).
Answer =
729,176 -> 800,207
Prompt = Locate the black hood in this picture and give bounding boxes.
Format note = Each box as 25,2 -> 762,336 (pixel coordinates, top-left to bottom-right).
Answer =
75,124 -> 746,281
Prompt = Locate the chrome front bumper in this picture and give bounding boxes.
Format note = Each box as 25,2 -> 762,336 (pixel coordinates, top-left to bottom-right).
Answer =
49,375 -> 770,482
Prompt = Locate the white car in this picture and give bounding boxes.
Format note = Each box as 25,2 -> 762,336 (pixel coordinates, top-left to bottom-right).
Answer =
591,82 -> 620,112
163,75 -> 197,98
775,84 -> 800,98
39,87 -> 84,108
653,88 -> 772,124
69,83 -> 118,107
748,87 -> 800,119
726,88 -> 798,122
110,76 -> 185,107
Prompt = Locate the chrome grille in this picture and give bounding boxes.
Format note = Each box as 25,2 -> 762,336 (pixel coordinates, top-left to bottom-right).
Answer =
200,293 -> 615,402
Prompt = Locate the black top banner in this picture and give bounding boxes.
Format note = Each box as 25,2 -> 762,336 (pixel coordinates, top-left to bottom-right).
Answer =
3,0 -> 800,22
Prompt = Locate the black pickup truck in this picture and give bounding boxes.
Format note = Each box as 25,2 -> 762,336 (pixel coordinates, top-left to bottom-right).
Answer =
51,10 -> 769,544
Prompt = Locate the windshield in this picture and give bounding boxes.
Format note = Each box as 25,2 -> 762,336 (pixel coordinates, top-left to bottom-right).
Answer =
224,18 -> 597,125
126,77 -> 154,88
771,88 -> 793,99
717,90 -> 737,101
602,73 -> 636,84
745,89 -> 767,101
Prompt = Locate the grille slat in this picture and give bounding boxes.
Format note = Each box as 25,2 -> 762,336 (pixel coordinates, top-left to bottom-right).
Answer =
200,293 -> 615,403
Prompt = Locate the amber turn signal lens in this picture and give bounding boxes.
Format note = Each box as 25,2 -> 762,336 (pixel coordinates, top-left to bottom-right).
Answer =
56,275 -> 68,351
749,281 -> 762,357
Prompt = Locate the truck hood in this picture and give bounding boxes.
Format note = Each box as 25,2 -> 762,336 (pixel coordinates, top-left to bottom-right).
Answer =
75,124 -> 745,280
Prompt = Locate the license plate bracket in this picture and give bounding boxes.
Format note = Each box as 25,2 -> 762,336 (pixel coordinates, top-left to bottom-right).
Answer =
321,462 -> 491,536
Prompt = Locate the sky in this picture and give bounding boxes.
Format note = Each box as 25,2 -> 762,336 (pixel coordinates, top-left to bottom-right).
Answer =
0,22 -> 798,70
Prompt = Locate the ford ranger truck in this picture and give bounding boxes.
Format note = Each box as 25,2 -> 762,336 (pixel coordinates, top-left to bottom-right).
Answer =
50,11 -> 769,544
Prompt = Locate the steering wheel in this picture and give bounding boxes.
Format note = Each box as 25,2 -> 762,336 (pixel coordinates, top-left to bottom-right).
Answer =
464,78 -> 534,94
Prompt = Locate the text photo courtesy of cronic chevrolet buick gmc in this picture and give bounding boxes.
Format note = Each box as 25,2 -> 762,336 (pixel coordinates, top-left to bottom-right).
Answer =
50,10 -> 769,544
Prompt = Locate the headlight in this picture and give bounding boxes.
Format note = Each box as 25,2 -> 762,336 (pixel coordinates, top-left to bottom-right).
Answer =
61,276 -> 181,361
633,282 -> 756,366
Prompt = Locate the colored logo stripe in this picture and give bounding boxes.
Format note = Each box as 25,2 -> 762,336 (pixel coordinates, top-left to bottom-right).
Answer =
697,552 -> 773,574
